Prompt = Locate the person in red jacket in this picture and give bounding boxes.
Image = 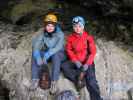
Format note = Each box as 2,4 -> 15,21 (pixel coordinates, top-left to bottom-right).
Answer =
61,16 -> 102,100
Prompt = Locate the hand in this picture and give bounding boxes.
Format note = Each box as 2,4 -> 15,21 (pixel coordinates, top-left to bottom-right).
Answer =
44,52 -> 51,60
36,57 -> 43,66
42,58 -> 47,64
83,64 -> 89,71
74,61 -> 82,69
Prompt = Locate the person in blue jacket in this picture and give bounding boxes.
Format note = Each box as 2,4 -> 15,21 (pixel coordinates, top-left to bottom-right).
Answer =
31,14 -> 65,94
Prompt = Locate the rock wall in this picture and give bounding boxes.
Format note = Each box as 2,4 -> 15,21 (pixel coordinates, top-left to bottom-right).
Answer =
0,0 -> 56,24
0,26 -> 133,100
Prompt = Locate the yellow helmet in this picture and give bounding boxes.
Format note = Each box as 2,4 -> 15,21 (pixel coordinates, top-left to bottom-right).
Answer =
44,14 -> 57,23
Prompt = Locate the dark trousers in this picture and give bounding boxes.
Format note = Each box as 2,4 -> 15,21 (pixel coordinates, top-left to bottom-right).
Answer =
61,61 -> 102,100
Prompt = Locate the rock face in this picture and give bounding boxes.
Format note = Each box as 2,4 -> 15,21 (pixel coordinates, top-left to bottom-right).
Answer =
95,39 -> 133,100
1,0 -> 133,44
0,0 -> 56,24
0,25 -> 133,100
66,0 -> 133,16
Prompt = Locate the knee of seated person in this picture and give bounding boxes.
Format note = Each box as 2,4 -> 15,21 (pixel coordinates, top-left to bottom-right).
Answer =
88,79 -> 98,86
52,53 -> 60,58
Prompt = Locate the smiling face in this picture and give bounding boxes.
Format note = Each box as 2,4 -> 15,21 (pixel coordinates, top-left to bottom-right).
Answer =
45,23 -> 55,33
73,23 -> 84,35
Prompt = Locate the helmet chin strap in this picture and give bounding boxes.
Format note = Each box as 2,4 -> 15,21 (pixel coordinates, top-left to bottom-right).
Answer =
79,32 -> 83,35
78,28 -> 84,35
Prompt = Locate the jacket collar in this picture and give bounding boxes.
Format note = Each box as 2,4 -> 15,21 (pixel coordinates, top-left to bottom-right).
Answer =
73,31 -> 87,37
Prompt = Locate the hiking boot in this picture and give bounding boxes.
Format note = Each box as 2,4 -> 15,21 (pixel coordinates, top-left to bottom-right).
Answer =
30,79 -> 39,91
76,72 -> 86,90
38,64 -> 51,90
39,71 -> 51,90
50,81 -> 58,95
77,79 -> 86,89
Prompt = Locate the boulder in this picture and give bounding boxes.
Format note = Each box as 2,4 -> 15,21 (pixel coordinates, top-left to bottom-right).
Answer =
0,28 -> 133,100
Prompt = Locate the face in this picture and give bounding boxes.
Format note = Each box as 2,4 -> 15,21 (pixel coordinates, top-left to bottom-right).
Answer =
73,24 -> 84,35
45,23 -> 55,33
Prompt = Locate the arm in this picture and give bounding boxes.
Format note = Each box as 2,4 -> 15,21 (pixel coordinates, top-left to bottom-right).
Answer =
85,35 -> 96,65
66,36 -> 78,62
32,33 -> 43,60
48,32 -> 64,55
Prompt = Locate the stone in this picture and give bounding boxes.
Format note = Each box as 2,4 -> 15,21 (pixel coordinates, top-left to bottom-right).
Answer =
0,27 -> 133,100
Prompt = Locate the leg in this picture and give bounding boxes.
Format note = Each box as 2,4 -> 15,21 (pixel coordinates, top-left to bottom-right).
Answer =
51,50 -> 66,81
50,50 -> 66,94
30,56 -> 42,90
31,51 -> 48,90
85,65 -> 102,100
31,57 -> 42,80
31,51 -> 48,79
61,61 -> 80,84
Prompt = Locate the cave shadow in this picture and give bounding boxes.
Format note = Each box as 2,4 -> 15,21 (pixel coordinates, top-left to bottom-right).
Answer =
0,81 -> 9,100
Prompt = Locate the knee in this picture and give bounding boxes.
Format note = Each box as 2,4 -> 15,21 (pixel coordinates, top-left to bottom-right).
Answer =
61,61 -> 70,69
61,62 -> 67,69
52,52 -> 60,60
32,59 -> 38,68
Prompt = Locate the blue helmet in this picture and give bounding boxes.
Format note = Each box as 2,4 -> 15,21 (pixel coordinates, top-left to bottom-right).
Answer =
72,16 -> 85,27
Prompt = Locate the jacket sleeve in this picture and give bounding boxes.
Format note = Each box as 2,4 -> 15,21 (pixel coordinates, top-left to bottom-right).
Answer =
32,28 -> 44,51
48,31 -> 64,55
32,33 -> 44,51
85,35 -> 96,65
66,36 -> 78,62
32,29 -> 44,60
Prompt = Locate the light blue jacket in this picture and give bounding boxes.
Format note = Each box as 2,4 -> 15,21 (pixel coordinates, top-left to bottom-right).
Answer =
32,26 -> 64,58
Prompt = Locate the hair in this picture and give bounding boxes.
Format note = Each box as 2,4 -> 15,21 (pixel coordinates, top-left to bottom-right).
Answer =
44,21 -> 56,27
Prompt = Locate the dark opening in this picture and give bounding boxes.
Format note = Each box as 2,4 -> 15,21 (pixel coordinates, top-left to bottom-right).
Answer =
0,82 -> 9,100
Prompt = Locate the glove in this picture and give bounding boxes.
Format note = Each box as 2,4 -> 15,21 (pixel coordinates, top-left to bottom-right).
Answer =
44,51 -> 51,60
74,61 -> 82,69
83,64 -> 92,71
83,64 -> 88,71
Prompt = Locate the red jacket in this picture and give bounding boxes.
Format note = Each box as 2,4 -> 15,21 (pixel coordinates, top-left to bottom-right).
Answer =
66,31 -> 96,65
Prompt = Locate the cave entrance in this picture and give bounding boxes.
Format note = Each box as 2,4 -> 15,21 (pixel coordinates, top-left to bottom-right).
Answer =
0,81 -> 9,100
